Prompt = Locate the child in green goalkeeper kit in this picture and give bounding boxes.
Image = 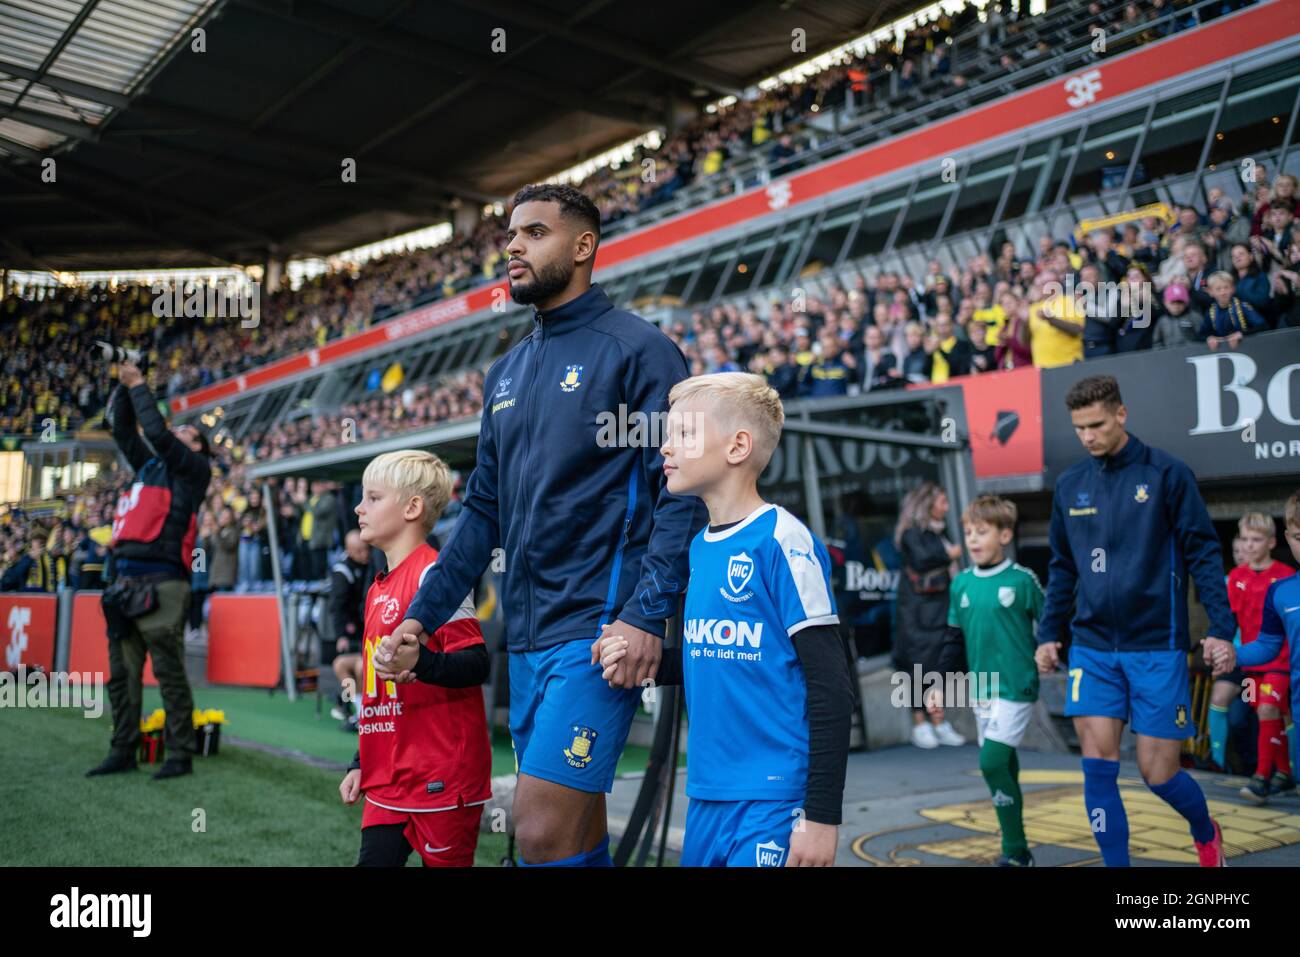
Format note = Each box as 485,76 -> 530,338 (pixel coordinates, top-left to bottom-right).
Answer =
936,494 -> 1044,866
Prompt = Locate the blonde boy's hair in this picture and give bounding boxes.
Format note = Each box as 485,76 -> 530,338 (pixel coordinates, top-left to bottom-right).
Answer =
1238,511 -> 1275,538
363,449 -> 452,532
961,493 -> 1018,532
1206,270 -> 1235,288
1287,491 -> 1300,531
668,372 -> 784,473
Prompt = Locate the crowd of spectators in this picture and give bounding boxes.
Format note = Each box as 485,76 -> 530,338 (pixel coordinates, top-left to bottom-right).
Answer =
244,368 -> 485,462
0,442 -> 465,610
668,172 -> 1300,400
7,164 -> 1291,596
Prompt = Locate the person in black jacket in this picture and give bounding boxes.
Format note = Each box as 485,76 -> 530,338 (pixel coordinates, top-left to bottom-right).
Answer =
761,344 -> 801,399
328,530 -> 370,728
861,324 -> 903,389
894,482 -> 967,750
88,362 -> 212,782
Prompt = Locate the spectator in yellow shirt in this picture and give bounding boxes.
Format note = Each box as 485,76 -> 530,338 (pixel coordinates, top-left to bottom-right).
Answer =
971,285 -> 1006,345
1028,269 -> 1084,368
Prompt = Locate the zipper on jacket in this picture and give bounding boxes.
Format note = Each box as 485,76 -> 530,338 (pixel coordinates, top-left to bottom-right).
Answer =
517,310 -> 545,651
1101,460 -> 1119,652
597,465 -> 639,633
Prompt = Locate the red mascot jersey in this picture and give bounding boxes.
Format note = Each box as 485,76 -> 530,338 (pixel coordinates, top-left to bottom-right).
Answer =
1229,560 -> 1295,673
359,542 -> 491,812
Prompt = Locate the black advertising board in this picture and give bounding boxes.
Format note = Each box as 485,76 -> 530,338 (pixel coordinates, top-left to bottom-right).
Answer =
1041,328 -> 1300,484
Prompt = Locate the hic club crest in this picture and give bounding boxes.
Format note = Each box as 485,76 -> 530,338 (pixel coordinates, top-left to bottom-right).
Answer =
998,586 -> 1016,608
755,840 -> 787,867
727,552 -> 754,595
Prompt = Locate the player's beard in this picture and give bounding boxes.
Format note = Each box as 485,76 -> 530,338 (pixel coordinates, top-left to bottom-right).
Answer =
509,258 -> 572,306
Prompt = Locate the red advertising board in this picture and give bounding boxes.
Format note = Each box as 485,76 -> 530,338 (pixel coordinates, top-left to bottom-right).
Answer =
171,3 -> 1297,416
206,594 -> 281,687
0,593 -> 57,672
911,365 -> 1046,480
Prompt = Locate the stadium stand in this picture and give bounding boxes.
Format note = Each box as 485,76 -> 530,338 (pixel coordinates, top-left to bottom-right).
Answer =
0,0 -> 1292,590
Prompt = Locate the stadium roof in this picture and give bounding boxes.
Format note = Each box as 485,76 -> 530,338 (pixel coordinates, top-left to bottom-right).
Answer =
0,0 -> 924,272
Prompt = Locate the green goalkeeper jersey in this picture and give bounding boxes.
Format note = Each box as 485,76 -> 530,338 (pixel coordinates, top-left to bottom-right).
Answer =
947,558 -> 1044,703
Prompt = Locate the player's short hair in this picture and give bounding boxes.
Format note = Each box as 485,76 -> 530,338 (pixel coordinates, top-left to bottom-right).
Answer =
511,183 -> 601,245
1064,374 -> 1123,411
1238,512 -> 1276,537
1283,491 -> 1300,531
362,449 -> 452,532
668,372 -> 783,474
1206,270 -> 1235,287
961,494 -> 1018,532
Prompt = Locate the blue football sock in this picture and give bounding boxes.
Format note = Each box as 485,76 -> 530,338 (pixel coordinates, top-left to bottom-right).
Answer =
1149,770 -> 1215,845
516,847 -> 587,867
1208,704 -> 1229,768
517,834 -> 612,867
581,835 -> 613,867
1082,757 -> 1130,867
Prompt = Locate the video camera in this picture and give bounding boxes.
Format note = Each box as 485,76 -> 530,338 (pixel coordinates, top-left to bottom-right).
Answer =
93,339 -> 150,375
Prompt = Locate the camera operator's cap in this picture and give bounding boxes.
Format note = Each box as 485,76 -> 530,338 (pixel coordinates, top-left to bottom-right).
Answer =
1163,283 -> 1190,305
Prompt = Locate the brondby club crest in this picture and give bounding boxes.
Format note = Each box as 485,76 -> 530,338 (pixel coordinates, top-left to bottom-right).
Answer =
560,365 -> 583,392
564,725 -> 597,768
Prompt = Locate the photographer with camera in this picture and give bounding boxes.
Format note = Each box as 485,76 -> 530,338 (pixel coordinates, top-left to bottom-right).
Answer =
87,360 -> 213,781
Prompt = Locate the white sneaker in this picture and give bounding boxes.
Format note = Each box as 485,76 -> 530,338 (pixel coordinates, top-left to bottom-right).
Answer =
911,722 -> 940,749
933,721 -> 967,746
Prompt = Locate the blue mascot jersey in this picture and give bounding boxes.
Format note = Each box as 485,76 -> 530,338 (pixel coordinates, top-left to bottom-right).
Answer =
681,503 -> 839,802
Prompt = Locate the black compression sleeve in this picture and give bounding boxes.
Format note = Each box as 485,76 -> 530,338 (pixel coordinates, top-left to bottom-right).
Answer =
348,749 -> 360,771
655,643 -> 684,686
793,624 -> 854,826
413,642 -> 490,687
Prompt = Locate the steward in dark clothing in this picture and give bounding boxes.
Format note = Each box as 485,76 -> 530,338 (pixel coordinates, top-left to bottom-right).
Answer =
327,554 -> 369,659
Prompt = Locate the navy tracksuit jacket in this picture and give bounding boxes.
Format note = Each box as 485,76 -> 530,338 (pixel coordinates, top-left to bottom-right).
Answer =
405,283 -> 708,651
1038,434 -> 1235,652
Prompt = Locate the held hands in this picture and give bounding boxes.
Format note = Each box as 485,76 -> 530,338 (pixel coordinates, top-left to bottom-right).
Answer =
373,618 -> 427,683
1035,641 -> 1062,674
787,820 -> 838,867
589,619 -> 661,689
594,629 -> 629,684
1202,636 -> 1237,677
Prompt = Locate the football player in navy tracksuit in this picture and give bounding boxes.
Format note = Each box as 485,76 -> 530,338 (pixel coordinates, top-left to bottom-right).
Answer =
373,183 -> 708,866
1036,374 -> 1236,866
